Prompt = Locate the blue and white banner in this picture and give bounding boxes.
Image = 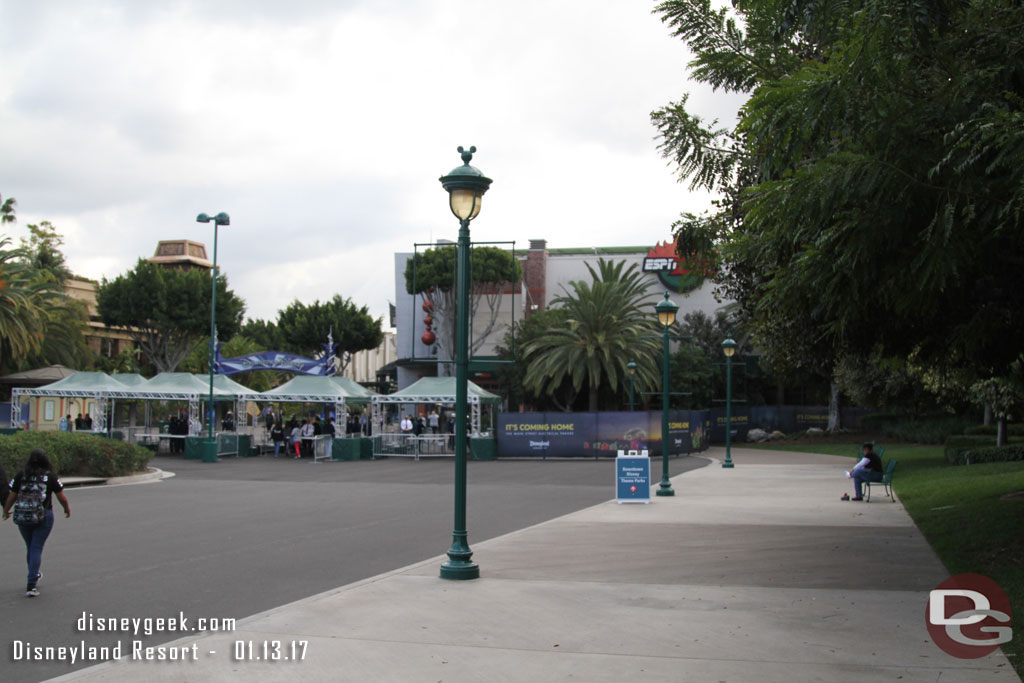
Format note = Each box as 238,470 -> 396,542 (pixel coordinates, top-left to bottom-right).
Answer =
214,350 -> 334,376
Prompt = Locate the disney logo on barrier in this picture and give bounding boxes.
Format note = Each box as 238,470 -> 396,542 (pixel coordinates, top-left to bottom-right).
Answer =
528,440 -> 550,449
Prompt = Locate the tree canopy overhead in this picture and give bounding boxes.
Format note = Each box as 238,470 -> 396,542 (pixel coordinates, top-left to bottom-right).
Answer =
96,259 -> 245,373
653,0 -> 1024,388
273,294 -> 384,370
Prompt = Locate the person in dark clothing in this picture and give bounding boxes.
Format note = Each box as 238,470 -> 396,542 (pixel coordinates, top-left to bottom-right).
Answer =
83,414 -> 93,431
270,422 -> 285,457
0,460 -> 9,515
844,442 -> 884,501
3,449 -> 70,597
222,411 -> 235,432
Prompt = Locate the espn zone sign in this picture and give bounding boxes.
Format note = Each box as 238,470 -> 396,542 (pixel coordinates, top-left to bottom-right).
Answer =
643,239 -> 714,293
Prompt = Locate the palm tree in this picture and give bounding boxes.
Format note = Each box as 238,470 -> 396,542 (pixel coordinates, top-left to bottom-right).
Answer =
523,263 -> 661,411
0,236 -> 89,373
0,238 -> 50,368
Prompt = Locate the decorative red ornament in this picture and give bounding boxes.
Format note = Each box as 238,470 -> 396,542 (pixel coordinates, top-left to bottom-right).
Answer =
421,299 -> 433,313
421,330 -> 436,345
423,315 -> 433,326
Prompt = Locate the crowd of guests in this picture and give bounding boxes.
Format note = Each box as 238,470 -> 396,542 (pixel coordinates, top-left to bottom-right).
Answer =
269,414 -> 337,458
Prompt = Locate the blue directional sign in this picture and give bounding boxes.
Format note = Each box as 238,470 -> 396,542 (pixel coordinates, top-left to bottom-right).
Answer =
616,450 -> 651,504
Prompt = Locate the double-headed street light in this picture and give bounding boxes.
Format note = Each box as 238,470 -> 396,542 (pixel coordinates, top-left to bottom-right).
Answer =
722,337 -> 737,469
627,360 -> 637,412
196,211 -> 229,464
438,146 -> 492,581
655,292 -> 679,496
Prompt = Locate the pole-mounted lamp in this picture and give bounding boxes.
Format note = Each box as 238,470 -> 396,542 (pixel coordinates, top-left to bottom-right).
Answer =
196,211 -> 229,464
438,146 -> 492,580
655,292 -> 679,496
627,360 -> 637,412
722,337 -> 737,469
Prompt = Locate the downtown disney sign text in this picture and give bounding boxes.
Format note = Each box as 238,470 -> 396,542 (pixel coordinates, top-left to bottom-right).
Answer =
642,238 -> 715,294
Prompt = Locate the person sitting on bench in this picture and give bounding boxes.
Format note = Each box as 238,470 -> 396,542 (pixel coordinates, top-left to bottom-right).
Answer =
844,443 -> 884,501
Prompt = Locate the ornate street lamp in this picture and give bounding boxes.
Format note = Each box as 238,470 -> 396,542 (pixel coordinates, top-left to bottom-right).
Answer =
655,292 -> 679,496
722,337 -> 737,469
196,211 -> 229,463
438,146 -> 492,580
627,360 -> 637,412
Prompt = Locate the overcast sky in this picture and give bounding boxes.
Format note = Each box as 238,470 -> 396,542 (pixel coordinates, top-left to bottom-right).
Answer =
0,0 -> 743,326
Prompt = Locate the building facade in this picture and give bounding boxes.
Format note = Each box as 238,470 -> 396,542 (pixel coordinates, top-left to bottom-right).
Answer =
393,237 -> 728,393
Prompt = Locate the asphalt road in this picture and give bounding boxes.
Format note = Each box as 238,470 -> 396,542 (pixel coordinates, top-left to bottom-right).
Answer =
0,453 -> 706,682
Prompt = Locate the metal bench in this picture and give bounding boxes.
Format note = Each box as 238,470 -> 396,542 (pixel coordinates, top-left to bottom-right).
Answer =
865,458 -> 898,502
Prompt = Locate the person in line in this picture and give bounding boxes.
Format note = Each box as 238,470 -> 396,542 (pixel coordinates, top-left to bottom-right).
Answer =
74,413 -> 83,431
222,410 -> 235,432
300,417 -> 315,457
83,413 -> 93,431
59,415 -> 70,432
290,421 -> 303,459
428,410 -> 439,434
2,449 -> 70,597
400,415 -> 413,434
843,442 -> 884,501
0,460 -> 9,519
270,421 -> 285,457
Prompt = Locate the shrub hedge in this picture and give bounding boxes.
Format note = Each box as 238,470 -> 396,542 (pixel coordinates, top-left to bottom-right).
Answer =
944,434 -> 1024,465
945,435 -> 996,464
860,413 -> 903,432
0,431 -> 152,478
963,424 -> 1024,436
956,444 -> 1024,465
880,416 -> 973,444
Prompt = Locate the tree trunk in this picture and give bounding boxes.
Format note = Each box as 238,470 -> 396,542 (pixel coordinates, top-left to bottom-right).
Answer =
997,417 -> 1006,447
827,380 -> 841,432
588,384 -> 599,412
984,403 -> 992,426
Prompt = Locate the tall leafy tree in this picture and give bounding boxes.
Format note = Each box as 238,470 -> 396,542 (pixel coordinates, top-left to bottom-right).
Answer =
523,261 -> 661,411
653,0 -> 1024,425
0,194 -> 16,225
275,295 -> 383,371
404,245 -> 522,372
96,259 -> 245,372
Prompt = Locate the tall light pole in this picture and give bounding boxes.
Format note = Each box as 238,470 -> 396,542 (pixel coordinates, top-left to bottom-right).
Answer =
196,212 -> 229,464
722,337 -> 737,469
438,146 -> 491,580
627,360 -> 637,412
655,292 -> 679,496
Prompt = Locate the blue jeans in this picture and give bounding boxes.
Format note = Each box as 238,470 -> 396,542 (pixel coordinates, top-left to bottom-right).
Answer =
853,469 -> 884,498
274,441 -> 283,456
18,509 -> 54,589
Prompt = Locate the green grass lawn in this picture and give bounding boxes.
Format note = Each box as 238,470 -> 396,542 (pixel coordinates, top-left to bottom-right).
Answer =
749,441 -> 1024,673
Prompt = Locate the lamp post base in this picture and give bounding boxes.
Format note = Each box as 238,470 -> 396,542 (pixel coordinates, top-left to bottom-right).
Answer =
201,438 -> 218,463
656,486 -> 675,497
722,460 -> 735,469
440,560 -> 480,580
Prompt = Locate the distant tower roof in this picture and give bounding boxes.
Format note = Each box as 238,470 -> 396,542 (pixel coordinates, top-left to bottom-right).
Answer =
148,240 -> 213,269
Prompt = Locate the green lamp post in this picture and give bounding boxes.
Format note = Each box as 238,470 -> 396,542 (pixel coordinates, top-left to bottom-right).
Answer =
722,337 -> 737,469
196,211 -> 229,464
627,360 -> 637,412
438,146 -> 491,580
655,292 -> 679,496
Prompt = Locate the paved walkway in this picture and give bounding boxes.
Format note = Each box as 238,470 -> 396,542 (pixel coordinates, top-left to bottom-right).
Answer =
50,448 -> 1019,683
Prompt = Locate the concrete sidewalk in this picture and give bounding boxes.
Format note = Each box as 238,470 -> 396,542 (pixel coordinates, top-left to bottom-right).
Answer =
50,448 -> 1019,683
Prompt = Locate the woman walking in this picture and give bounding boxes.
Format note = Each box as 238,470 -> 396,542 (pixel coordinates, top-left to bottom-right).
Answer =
2,449 -> 70,597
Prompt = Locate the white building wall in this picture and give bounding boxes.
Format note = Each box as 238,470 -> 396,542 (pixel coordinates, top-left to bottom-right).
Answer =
343,331 -> 396,384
